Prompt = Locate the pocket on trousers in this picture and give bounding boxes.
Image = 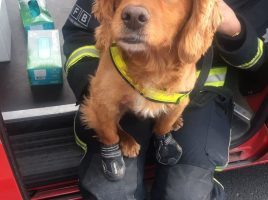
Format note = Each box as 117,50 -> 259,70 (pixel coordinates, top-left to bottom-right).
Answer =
205,94 -> 233,168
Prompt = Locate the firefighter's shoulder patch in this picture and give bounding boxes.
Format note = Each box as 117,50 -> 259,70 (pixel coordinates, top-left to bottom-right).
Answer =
69,3 -> 92,29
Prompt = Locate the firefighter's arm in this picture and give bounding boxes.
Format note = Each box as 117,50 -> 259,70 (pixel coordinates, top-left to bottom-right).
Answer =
62,0 -> 99,103
215,0 -> 267,71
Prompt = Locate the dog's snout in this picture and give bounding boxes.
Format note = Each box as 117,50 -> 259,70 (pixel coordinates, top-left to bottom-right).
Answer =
121,6 -> 149,30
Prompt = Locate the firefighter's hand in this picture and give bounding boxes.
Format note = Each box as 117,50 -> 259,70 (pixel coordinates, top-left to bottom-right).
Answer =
217,0 -> 241,37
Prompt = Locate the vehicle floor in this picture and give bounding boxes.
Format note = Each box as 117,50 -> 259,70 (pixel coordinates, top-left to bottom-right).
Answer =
216,163 -> 268,200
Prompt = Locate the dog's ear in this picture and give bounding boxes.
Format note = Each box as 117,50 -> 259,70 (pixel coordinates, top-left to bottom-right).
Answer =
93,0 -> 115,50
177,0 -> 221,64
93,0 -> 115,22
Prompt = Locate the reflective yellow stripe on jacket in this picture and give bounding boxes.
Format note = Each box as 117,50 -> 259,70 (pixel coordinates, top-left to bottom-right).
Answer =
221,38 -> 264,69
204,67 -> 227,87
65,45 -> 100,75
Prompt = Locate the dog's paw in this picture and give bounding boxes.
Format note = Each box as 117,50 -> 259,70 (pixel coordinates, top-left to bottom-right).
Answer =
154,133 -> 182,165
121,141 -> 140,158
119,133 -> 140,158
101,143 -> 125,181
172,116 -> 184,131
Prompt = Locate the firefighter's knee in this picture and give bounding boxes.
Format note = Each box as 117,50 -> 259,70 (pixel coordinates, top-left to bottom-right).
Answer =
79,154 -> 144,200
152,164 -> 215,200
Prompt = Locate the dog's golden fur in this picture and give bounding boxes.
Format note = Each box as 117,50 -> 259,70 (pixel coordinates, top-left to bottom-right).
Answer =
80,0 -> 221,157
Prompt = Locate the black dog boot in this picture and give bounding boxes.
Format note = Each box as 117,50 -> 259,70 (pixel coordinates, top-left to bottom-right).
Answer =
101,143 -> 126,181
154,133 -> 182,165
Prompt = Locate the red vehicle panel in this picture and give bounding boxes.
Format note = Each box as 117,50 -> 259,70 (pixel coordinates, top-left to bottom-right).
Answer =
228,86 -> 268,169
0,142 -> 23,200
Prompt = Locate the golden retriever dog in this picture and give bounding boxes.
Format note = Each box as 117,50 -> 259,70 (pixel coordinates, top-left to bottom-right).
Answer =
80,0 -> 221,178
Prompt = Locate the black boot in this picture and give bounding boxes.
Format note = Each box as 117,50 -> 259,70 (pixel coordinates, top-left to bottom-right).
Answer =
101,143 -> 126,181
154,133 -> 182,165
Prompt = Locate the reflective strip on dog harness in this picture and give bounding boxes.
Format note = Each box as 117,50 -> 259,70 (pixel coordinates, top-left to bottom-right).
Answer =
65,45 -> 100,75
220,38 -> 264,69
110,46 -> 191,104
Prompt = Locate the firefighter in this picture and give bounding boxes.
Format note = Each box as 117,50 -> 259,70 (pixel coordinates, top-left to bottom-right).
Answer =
62,0 -> 268,199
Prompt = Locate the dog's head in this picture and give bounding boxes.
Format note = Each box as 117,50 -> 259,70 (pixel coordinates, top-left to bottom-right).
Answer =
93,0 -> 221,64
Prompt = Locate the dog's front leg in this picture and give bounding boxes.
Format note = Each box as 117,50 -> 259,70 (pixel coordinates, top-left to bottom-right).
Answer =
153,99 -> 189,165
118,126 -> 140,158
80,100 -> 126,181
153,97 -> 189,135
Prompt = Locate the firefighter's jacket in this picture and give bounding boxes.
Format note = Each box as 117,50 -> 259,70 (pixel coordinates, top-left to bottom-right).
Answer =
62,0 -> 268,103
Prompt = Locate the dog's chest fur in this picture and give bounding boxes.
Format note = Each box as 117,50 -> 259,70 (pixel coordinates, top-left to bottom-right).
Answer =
120,91 -> 171,119
132,95 -> 169,118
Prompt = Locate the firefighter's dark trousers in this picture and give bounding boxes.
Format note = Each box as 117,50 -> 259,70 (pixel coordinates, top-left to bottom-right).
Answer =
75,92 -> 232,200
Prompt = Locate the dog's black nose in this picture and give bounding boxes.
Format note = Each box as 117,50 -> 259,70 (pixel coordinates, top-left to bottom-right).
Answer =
121,6 -> 149,30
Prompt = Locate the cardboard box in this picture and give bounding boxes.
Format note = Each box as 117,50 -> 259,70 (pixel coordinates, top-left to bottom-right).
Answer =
18,0 -> 54,33
27,30 -> 62,85
0,0 -> 11,62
